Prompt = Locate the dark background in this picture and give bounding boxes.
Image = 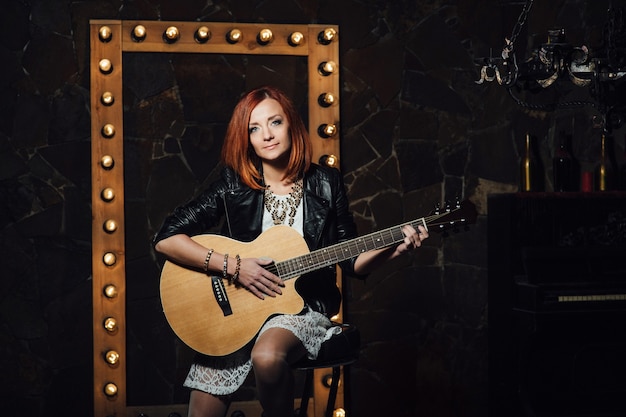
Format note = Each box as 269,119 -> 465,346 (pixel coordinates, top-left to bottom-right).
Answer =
2,1 -> 626,417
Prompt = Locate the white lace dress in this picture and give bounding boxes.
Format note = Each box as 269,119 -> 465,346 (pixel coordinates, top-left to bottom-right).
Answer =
183,192 -> 341,396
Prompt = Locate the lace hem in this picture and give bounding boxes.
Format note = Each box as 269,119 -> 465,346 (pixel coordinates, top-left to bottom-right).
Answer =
183,308 -> 335,395
258,310 -> 339,359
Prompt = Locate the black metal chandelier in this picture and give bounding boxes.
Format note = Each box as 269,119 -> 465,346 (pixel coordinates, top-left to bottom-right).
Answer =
475,0 -> 626,128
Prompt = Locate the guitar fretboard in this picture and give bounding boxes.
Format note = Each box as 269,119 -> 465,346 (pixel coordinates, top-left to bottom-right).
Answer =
270,211 -> 458,280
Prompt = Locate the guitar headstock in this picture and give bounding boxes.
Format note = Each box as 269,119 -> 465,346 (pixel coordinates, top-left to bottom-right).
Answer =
429,198 -> 477,234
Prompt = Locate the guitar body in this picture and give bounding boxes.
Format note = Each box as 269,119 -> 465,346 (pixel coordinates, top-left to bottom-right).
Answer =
160,225 -> 309,357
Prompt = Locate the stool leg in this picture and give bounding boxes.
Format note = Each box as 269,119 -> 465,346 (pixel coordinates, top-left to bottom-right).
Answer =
298,369 -> 314,417
324,366 -> 342,417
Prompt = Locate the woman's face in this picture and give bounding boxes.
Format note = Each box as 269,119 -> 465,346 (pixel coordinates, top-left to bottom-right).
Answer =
248,98 -> 292,165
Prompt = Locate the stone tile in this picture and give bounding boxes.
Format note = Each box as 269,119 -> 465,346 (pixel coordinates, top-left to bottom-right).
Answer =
172,53 -> 245,124
31,0 -> 73,36
396,139 -> 443,191
21,33 -> 77,95
125,200 -> 154,261
441,142 -> 469,177
0,0 -> 30,51
0,85 -> 19,138
146,155 -> 197,235
397,106 -> 438,139
346,166 -> 388,202
62,185 -> 91,242
38,141 -> 92,195
49,84 -> 91,144
406,11 -> 474,72
341,129 -> 378,174
343,34 -> 404,107
124,53 -> 177,101
0,47 -> 25,89
180,124 -> 224,183
0,148 -> 28,181
370,189 -> 404,229
12,92 -> 50,149
359,109 -> 399,159
374,155 -> 402,191
402,70 -> 471,114
467,126 -> 519,184
340,67 -> 376,125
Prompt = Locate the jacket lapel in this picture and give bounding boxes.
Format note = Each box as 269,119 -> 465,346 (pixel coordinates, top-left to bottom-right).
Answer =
302,185 -> 330,250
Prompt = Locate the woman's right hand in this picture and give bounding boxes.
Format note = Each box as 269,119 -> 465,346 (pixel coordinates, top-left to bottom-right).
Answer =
234,257 -> 284,300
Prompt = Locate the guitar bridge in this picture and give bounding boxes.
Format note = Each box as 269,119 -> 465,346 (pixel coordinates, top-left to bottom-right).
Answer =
211,276 -> 233,316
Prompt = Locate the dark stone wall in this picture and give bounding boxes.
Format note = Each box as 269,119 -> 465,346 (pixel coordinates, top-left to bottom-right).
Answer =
1,1 -> 625,416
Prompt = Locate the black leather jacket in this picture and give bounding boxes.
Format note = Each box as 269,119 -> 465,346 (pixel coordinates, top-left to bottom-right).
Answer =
154,164 -> 363,317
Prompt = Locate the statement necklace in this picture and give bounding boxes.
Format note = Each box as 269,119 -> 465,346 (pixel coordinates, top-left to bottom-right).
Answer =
263,179 -> 304,226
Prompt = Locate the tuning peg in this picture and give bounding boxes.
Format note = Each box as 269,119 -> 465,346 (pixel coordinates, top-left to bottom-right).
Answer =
439,204 -> 447,232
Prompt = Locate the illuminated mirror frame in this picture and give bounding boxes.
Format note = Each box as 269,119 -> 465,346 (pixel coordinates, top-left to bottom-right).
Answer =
90,20 -> 340,417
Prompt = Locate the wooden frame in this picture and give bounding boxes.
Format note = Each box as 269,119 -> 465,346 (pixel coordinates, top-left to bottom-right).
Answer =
90,20 -> 341,417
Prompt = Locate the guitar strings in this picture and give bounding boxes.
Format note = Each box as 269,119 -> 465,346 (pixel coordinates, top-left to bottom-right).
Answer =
269,210 -> 467,280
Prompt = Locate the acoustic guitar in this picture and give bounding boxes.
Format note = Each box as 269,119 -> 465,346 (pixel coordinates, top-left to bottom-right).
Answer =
159,200 -> 477,356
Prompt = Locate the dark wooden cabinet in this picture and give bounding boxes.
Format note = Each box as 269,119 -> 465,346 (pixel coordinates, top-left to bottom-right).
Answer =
488,192 -> 626,417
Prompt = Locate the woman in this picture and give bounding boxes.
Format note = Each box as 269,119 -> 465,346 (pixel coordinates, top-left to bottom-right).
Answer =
154,86 -> 428,417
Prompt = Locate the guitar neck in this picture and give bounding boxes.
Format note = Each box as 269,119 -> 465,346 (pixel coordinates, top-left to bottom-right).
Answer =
275,216 -> 430,280
272,200 -> 476,280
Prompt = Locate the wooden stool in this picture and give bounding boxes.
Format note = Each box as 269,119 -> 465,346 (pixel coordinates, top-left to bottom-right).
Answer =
293,323 -> 360,417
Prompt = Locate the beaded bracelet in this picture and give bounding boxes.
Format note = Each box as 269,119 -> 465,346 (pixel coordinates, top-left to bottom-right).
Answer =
230,254 -> 241,284
222,253 -> 229,279
203,249 -> 214,273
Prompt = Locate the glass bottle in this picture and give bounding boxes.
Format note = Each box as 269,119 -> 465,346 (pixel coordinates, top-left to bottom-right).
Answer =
520,133 -> 540,192
620,137 -> 626,191
553,134 -> 573,192
594,134 -> 614,191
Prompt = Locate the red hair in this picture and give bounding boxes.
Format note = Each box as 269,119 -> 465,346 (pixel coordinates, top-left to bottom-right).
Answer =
221,86 -> 312,190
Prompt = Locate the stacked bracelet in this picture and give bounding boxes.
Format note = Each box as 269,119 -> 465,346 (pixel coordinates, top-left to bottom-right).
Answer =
230,254 -> 241,284
222,253 -> 229,279
203,249 -> 214,273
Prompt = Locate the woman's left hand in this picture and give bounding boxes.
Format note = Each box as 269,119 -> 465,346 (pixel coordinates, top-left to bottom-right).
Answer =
353,223 -> 430,275
398,224 -> 429,254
